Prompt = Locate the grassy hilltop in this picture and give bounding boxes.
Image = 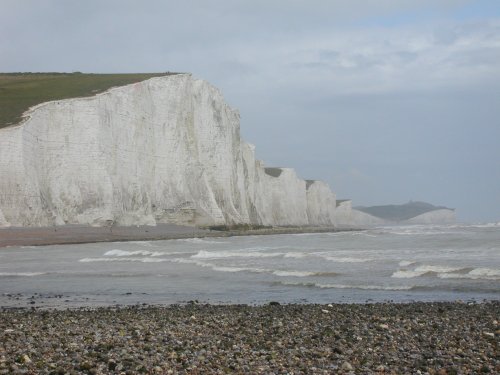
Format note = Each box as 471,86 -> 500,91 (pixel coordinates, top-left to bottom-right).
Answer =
0,72 -> 177,129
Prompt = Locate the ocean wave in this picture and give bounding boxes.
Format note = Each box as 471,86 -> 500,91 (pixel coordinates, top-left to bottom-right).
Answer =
79,257 -> 167,263
272,270 -> 318,277
104,249 -> 164,257
438,267 -> 500,281
177,238 -> 225,244
171,258 -> 272,274
415,265 -> 466,273
167,257 -> 338,278
272,270 -> 340,277
399,260 -> 416,267
283,252 -> 309,258
369,225 -> 460,236
127,241 -> 157,247
392,270 -> 430,279
351,232 -> 378,237
276,281 -> 413,291
211,265 -> 270,273
0,272 -> 47,277
450,222 -> 500,229
321,256 -> 372,263
392,265 -> 467,279
191,250 -> 284,259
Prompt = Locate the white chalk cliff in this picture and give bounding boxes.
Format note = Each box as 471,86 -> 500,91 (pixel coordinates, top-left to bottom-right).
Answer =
404,209 -> 456,225
0,74 -> 342,228
350,208 -> 456,226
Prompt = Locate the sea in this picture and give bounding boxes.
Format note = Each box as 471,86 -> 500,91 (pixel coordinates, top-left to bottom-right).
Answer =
0,223 -> 499,308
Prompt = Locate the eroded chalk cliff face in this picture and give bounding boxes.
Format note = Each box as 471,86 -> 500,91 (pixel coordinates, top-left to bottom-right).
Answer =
349,208 -> 456,227
405,209 -> 456,225
306,180 -> 336,226
0,74 -> 340,228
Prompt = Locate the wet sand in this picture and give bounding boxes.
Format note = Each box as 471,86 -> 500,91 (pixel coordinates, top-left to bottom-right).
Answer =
0,224 -> 344,248
0,302 -> 498,374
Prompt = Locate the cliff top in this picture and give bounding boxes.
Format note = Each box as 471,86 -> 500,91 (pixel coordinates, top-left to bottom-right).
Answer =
0,72 -> 178,129
355,201 -> 454,221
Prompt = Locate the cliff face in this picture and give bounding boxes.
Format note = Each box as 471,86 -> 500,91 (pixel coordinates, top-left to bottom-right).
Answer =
352,202 -> 456,227
350,209 -> 387,226
0,74 -> 340,228
405,209 -> 456,224
306,180 -> 336,226
349,208 -> 456,227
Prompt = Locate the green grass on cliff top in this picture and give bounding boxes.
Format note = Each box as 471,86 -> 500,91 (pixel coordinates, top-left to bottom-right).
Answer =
0,72 -> 178,129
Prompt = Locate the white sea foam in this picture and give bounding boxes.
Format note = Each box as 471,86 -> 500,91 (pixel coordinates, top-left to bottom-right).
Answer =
415,265 -> 464,273
104,249 -> 164,257
392,270 -> 429,279
0,272 -> 46,277
399,260 -> 416,267
178,238 -> 206,243
164,257 -> 268,273
278,281 -> 413,291
127,241 -> 157,247
177,238 -> 225,244
272,270 -> 317,277
438,268 -> 500,280
283,252 -> 309,258
392,265 -> 467,279
376,225 -> 458,236
461,222 -> 500,228
211,265 -> 269,273
191,250 -> 284,259
352,232 -> 378,237
168,257 -> 321,276
469,267 -> 500,277
321,256 -> 372,263
79,257 -> 166,263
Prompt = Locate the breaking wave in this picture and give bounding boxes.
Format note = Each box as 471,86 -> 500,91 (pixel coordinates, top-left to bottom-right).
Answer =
104,249 -> 164,257
438,268 -> 500,281
0,272 -> 47,277
275,281 -> 413,291
166,258 -> 340,278
191,250 -> 284,259
399,260 -> 416,267
79,257 -> 167,263
321,256 -> 372,263
392,265 -> 499,281
177,238 -> 225,244
392,265 -> 467,278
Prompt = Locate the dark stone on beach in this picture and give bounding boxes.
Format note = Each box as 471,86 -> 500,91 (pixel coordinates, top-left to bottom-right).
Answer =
269,301 -> 280,306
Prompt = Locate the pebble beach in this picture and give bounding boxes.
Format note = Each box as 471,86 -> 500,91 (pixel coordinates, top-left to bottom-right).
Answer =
1,301 -> 498,374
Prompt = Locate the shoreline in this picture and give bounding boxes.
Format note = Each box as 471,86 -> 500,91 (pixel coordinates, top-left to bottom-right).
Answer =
0,223 -> 358,248
1,301 -> 498,374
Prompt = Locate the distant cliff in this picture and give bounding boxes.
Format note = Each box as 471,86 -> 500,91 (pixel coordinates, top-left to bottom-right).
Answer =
0,74 -> 343,228
354,201 -> 456,226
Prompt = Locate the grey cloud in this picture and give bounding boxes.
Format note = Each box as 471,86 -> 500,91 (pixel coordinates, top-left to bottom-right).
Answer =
318,50 -> 341,61
1,0 -> 499,221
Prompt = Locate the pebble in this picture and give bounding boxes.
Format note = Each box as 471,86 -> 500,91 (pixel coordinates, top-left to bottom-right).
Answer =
341,361 -> 353,371
0,301 -> 497,374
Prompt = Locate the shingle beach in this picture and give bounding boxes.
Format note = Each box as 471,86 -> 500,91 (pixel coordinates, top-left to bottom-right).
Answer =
1,301 -> 498,374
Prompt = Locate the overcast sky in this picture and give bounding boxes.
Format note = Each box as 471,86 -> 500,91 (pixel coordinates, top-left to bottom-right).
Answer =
1,0 -> 499,222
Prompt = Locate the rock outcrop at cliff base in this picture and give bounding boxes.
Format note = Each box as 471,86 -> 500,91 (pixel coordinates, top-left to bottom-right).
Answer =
0,74 -> 341,228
